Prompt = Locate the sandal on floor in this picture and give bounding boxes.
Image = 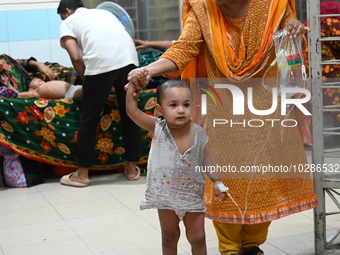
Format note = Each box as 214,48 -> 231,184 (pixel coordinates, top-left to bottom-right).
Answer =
240,246 -> 264,255
124,166 -> 140,181
60,172 -> 89,187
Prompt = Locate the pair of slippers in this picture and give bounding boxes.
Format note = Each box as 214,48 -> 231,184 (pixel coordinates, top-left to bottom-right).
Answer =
124,166 -> 140,181
60,165 -> 141,187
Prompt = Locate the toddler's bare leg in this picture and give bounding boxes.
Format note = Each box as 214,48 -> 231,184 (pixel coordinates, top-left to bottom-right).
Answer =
183,212 -> 207,255
158,209 -> 180,255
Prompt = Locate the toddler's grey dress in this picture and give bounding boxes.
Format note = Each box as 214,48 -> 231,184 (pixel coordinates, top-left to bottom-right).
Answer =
140,118 -> 209,213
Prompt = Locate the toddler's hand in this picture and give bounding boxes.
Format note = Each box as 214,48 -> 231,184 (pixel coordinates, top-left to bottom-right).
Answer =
128,68 -> 150,91
213,181 -> 229,201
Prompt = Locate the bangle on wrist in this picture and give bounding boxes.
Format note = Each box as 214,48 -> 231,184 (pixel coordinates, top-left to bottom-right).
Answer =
145,40 -> 150,47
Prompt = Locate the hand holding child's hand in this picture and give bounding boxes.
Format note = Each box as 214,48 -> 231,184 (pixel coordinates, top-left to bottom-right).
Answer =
127,68 -> 150,95
213,181 -> 229,201
125,71 -> 147,98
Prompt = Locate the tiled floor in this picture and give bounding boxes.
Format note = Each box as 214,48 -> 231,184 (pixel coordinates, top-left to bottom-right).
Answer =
0,151 -> 339,255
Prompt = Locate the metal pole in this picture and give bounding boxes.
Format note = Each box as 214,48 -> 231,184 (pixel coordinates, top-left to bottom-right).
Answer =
307,0 -> 326,254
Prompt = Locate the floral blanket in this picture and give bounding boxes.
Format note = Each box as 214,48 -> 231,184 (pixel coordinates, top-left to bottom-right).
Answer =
0,54 -> 158,170
0,90 -> 157,170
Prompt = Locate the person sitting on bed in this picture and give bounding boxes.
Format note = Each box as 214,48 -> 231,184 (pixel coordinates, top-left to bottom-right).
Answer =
6,78 -> 117,103
0,56 -> 56,90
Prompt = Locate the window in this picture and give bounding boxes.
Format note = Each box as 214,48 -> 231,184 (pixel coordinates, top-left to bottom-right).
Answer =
83,0 -> 182,41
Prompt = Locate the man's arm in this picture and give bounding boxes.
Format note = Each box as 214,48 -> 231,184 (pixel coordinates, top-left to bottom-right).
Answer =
61,36 -> 85,80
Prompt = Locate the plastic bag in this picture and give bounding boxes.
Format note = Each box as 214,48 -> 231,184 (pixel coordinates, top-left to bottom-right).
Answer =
272,29 -> 307,97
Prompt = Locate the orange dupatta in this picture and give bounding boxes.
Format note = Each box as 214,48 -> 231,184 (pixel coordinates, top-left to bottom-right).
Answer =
181,0 -> 297,82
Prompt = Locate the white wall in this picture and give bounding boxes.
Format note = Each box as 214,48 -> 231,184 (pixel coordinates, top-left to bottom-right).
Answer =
0,0 -> 72,67
0,0 -> 59,10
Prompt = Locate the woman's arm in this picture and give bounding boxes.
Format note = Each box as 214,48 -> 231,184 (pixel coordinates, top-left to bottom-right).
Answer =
134,39 -> 173,50
202,146 -> 228,201
127,58 -> 178,93
27,59 -> 55,81
128,8 -> 204,92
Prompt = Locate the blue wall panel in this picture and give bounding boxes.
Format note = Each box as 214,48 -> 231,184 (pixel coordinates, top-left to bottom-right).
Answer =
48,8 -> 62,39
0,11 -> 9,42
7,9 -> 50,41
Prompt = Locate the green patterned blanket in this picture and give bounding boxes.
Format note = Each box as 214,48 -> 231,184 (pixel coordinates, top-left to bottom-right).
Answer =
0,54 -> 163,170
0,90 -> 157,170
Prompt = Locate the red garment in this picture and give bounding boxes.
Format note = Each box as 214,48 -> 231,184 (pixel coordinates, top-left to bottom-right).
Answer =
304,1 -> 340,25
320,1 -> 340,22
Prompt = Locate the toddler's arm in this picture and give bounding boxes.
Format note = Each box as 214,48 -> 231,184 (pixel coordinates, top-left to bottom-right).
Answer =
126,76 -> 156,134
203,146 -> 228,201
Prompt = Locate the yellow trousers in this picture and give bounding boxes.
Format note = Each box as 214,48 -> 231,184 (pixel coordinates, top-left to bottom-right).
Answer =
213,221 -> 271,255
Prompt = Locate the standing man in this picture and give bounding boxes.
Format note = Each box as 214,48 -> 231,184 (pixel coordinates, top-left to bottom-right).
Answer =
57,0 -> 141,187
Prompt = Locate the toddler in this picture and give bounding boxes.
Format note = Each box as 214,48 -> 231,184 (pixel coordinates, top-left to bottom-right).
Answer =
126,76 -> 228,255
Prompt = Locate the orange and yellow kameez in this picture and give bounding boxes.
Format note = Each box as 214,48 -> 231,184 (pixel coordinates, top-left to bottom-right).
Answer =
161,0 -> 318,254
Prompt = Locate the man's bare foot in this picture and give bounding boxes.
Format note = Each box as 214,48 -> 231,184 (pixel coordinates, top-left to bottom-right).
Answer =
124,162 -> 140,181
60,168 -> 90,187
69,169 -> 90,184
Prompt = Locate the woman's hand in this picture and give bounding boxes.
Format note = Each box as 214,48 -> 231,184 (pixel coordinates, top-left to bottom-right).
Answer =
127,68 -> 150,90
0,74 -> 10,86
133,39 -> 149,49
285,19 -> 311,39
37,63 -> 55,81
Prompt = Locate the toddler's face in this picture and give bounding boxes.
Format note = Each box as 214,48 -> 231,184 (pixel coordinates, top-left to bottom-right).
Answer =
158,87 -> 192,127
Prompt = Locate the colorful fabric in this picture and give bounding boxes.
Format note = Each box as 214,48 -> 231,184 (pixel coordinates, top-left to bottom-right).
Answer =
0,54 -> 33,92
176,0 -> 296,82
0,86 -> 18,98
0,55 -> 157,170
0,145 -> 26,188
0,91 -> 156,170
161,0 -> 318,225
0,54 -> 78,92
319,1 -> 340,23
